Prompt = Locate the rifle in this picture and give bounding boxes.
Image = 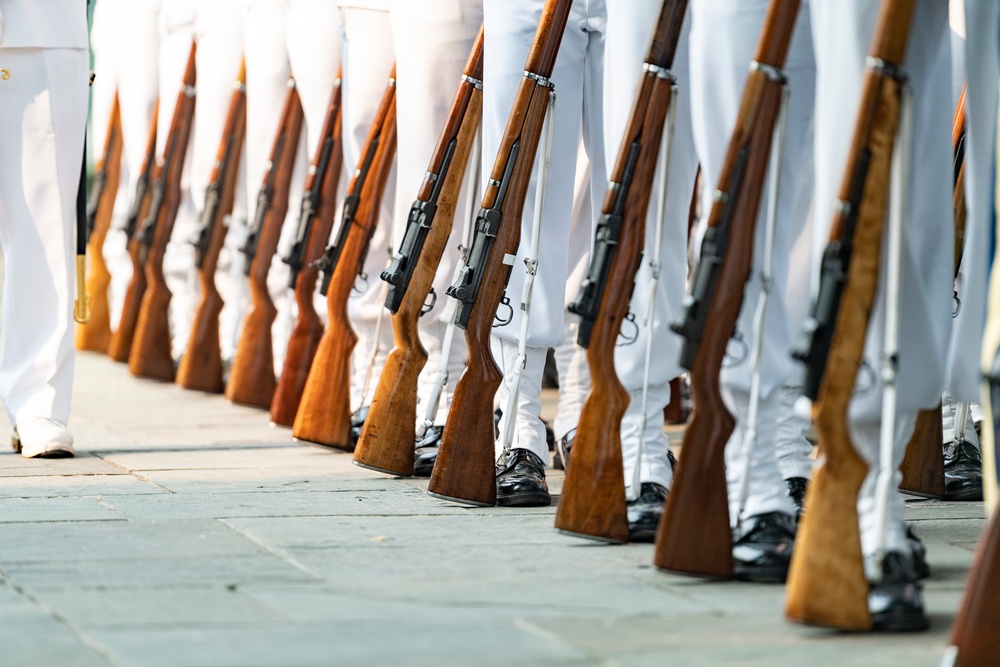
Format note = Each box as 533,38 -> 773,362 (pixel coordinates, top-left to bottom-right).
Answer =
176,60 -> 247,393
226,80 -> 305,408
76,93 -> 122,353
128,43 -> 198,382
292,66 -> 397,449
426,0 -> 574,506
353,29 -> 484,476
652,0 -> 800,577
785,0 -> 916,630
899,86 -> 966,498
108,103 -> 158,363
945,355 -> 1000,666
554,1 -> 686,543
270,74 -> 344,427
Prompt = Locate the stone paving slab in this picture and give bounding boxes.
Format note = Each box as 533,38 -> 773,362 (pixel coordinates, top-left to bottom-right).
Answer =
0,351 -> 989,666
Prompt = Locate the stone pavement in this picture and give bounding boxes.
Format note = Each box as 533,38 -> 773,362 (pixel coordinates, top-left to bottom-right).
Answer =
0,352 -> 986,667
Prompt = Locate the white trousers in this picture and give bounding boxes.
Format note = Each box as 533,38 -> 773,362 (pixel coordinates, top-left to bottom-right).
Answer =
946,0 -> 999,402
337,6 -> 397,409
0,47 -> 88,426
95,0 -> 161,328
485,0 -> 607,462
690,0 -> 815,519
388,0 -> 481,425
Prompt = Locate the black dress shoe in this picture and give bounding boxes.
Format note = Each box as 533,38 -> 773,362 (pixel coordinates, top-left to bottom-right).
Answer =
785,477 -> 808,521
412,425 -> 443,478
345,405 -> 368,451
943,438 -> 983,501
496,448 -> 551,507
906,524 -> 931,580
868,551 -> 930,632
627,482 -> 668,542
732,512 -> 795,583
552,429 -> 575,471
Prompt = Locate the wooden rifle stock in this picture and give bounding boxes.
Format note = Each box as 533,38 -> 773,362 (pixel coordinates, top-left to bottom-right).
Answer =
270,75 -> 344,427
428,0 -> 574,506
353,28 -> 484,476
227,81 -> 304,408
654,0 -> 800,577
76,94 -> 122,353
109,103 -> 158,363
129,43 -> 198,382
899,86 -> 966,497
292,67 -> 397,448
177,60 -> 247,393
947,506 -> 1000,666
785,0 -> 916,631
555,1 -> 687,543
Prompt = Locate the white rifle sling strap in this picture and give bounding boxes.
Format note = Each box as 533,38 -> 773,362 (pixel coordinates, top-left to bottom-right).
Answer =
873,79 -> 914,576
734,75 -> 791,529
629,68 -> 679,502
500,86 -> 556,458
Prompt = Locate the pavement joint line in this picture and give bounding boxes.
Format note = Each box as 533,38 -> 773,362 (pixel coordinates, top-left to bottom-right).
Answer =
0,566 -> 127,667
122,471 -> 176,494
88,443 -> 302,455
217,518 -> 330,582
512,615 -> 587,655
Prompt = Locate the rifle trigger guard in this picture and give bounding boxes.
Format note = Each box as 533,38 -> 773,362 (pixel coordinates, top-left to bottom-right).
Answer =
494,294 -> 513,328
722,330 -> 750,368
420,288 -> 437,316
353,272 -> 370,295
855,358 -> 877,397
616,311 -> 639,347
953,290 -> 961,318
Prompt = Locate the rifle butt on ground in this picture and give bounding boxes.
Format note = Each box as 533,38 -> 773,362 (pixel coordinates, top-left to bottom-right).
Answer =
947,507 -> 1000,666
176,290 -> 225,393
428,339 -> 502,507
270,311 -> 324,427
128,281 -> 175,382
291,324 -> 357,449
353,339 -> 427,476
899,404 -> 946,498
226,295 -> 278,409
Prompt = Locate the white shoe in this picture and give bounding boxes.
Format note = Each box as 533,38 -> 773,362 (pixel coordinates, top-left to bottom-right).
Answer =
12,417 -> 74,458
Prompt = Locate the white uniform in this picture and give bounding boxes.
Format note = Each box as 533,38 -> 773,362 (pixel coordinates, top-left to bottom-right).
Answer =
812,0 -> 952,557
689,0 -> 816,522
387,0 -> 482,426
0,0 -> 89,426
336,1 -> 396,409
91,0 -> 161,329
603,0 -> 699,494
485,0 -> 607,464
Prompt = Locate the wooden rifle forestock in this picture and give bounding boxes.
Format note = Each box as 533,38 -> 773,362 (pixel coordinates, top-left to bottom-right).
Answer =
292,68 -> 397,448
109,104 -> 158,363
655,0 -> 799,578
785,0 -> 916,631
227,82 -> 305,408
428,0 -> 574,506
899,85 -> 966,498
354,27 -> 484,476
76,94 -> 122,353
555,0 -> 687,543
177,61 -> 247,393
270,77 -> 344,427
129,43 -> 197,382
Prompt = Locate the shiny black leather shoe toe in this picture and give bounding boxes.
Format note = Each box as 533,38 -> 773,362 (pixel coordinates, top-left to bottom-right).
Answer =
412,425 -> 444,478
732,511 -> 795,583
552,429 -> 575,471
496,448 -> 551,507
868,551 -> 930,632
785,477 -> 808,521
943,439 -> 983,501
626,482 -> 668,543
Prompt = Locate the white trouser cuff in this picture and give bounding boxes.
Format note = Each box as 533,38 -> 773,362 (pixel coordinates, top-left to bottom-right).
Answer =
621,381 -> 673,496
774,384 -> 814,480
493,338 -> 548,463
